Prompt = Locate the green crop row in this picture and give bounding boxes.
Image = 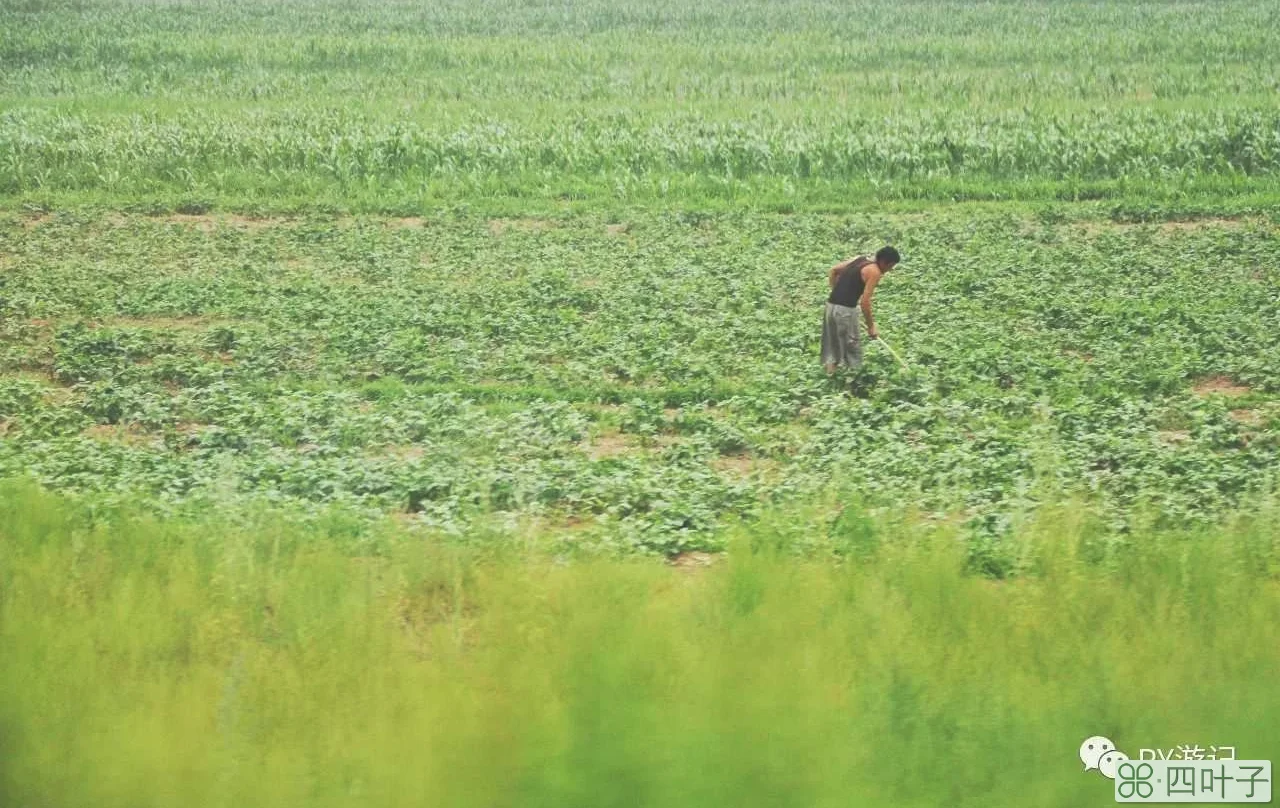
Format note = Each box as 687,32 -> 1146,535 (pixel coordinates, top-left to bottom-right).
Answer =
4,0 -> 1279,208
3,109 -> 1279,190
3,210 -> 1277,558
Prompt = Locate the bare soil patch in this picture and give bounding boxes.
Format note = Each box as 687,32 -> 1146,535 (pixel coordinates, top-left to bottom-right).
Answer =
1192,376 -> 1251,398
104,315 -> 233,332
489,218 -> 557,236
1156,220 -> 1221,232
1079,217 -> 1261,237
713,453 -> 757,475
83,424 -> 157,446
0,370 -> 75,401
713,452 -> 782,480
585,431 -> 634,460
164,214 -> 213,232
668,551 -> 720,569
201,213 -> 279,231
122,213 -> 285,232
387,217 -> 427,229
1062,349 -> 1095,363
1229,409 -> 1267,427
380,444 -> 427,460
542,515 -> 599,536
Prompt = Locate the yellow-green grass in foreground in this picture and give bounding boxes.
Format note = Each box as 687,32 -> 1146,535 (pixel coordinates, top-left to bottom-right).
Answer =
2,484 -> 1277,807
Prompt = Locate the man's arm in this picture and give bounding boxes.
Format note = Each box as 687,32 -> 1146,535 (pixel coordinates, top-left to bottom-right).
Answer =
859,267 -> 882,338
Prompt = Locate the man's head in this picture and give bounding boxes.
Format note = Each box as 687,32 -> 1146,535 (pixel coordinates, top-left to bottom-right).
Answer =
875,246 -> 901,272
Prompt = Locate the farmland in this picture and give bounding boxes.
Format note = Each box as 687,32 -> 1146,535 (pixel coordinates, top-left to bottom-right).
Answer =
2,0 -> 1280,806
3,209 -> 1279,561
2,0 -> 1280,212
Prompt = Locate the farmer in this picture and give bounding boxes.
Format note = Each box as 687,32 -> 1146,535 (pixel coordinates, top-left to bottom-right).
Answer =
822,245 -> 900,374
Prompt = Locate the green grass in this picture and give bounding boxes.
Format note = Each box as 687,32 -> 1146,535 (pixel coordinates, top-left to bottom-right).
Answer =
3,0 -> 1280,211
2,483 -> 1278,807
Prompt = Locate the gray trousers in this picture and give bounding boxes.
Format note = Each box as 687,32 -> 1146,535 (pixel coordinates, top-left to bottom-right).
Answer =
821,303 -> 862,368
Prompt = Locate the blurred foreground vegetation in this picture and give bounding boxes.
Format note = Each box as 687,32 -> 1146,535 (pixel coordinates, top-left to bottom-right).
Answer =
2,482 -> 1277,807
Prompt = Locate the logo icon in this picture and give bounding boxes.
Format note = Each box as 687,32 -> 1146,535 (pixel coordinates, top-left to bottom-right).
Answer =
1081,735 -> 1129,780
1116,761 -> 1155,799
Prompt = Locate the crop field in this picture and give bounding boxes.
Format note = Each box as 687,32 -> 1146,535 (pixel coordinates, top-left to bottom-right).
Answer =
3,209 -> 1280,562
2,0 -> 1280,806
2,0 -> 1280,212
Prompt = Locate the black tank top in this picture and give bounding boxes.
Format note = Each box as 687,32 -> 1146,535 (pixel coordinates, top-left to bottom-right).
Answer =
828,257 -> 871,307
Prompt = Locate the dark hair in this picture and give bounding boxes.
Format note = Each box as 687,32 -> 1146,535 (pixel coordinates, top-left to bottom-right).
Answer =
875,246 -> 901,266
